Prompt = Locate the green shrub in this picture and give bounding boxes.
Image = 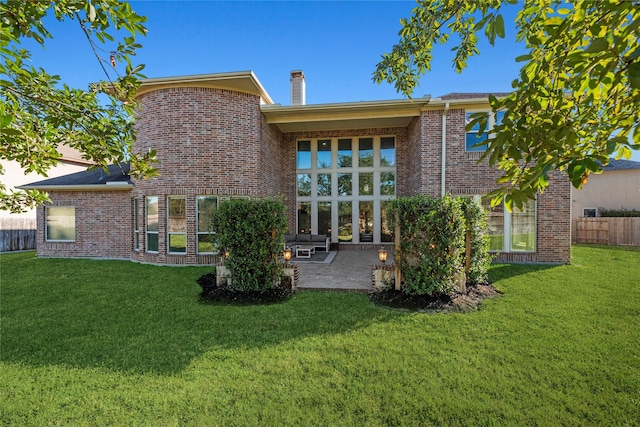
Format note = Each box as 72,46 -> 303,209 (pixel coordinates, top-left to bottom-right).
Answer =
461,198 -> 493,285
388,195 -> 466,295
387,195 -> 493,295
210,198 -> 287,291
598,208 -> 640,217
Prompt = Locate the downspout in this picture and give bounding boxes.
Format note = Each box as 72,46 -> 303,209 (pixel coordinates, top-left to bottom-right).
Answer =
441,102 -> 450,196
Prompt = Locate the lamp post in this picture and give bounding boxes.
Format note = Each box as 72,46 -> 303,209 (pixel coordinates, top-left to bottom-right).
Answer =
378,247 -> 388,264
283,247 -> 292,263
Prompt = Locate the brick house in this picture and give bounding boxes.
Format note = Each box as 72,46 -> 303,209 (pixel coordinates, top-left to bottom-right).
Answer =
21,70 -> 571,265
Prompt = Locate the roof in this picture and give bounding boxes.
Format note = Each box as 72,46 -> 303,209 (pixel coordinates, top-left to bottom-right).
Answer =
18,163 -> 133,191
604,158 -> 640,171
137,70 -> 274,104
438,92 -> 511,100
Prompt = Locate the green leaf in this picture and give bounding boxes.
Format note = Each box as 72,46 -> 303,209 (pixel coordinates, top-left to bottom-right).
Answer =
584,38 -> 608,54
628,62 -> 640,90
495,14 -> 505,39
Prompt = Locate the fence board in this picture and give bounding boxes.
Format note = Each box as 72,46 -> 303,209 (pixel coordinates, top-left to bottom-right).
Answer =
0,218 -> 36,252
574,217 -> 640,246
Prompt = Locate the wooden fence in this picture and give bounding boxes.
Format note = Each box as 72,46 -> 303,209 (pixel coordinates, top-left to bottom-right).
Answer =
0,218 -> 36,252
573,217 -> 640,246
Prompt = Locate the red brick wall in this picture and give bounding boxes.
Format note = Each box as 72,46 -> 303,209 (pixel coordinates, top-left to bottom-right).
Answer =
130,86 -> 264,265
417,108 -> 571,263
36,190 -> 132,259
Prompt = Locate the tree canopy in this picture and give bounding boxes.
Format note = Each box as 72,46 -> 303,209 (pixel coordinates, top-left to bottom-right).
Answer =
374,0 -> 640,209
1,0 -> 157,213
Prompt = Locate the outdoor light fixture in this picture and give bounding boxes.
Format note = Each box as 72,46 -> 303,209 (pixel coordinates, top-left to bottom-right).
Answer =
224,249 -> 230,259
283,247 -> 292,262
378,248 -> 388,264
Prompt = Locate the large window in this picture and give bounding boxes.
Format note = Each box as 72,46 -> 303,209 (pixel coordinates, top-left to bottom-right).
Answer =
146,196 -> 158,253
465,111 -> 505,152
296,136 -> 396,244
167,196 -> 186,254
46,206 -> 75,242
197,196 -> 218,254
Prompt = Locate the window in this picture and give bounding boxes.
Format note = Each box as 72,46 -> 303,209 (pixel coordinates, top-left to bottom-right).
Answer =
380,137 -> 395,166
297,174 -> 311,196
583,208 -> 597,218
297,202 -> 311,234
297,140 -> 311,169
317,173 -> 331,196
464,196 -> 536,253
318,202 -> 332,236
338,173 -> 352,196
46,206 -> 75,241
167,196 -> 186,254
296,136 -> 396,244
359,138 -> 373,167
338,201 -> 352,242
359,172 -> 373,195
146,196 -> 159,253
317,139 -> 332,168
133,199 -> 140,250
338,139 -> 352,167
465,112 -> 489,152
511,200 -> 536,252
465,111 -> 505,152
197,196 -> 218,254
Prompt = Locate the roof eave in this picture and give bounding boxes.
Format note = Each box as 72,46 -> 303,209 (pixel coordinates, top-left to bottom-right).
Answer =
17,184 -> 134,191
137,70 -> 274,104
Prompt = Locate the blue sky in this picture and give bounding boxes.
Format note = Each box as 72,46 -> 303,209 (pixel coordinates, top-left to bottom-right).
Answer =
24,0 -> 640,160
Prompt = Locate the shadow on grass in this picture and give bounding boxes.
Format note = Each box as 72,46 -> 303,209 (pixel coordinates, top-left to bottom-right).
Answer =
488,262 -> 559,283
1,252 -> 405,376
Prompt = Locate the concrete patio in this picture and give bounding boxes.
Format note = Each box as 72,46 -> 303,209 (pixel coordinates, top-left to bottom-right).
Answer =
296,250 -> 385,292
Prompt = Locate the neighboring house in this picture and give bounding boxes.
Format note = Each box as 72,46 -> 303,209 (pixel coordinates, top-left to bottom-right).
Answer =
572,159 -> 640,219
1,146 -> 91,251
20,70 -> 571,265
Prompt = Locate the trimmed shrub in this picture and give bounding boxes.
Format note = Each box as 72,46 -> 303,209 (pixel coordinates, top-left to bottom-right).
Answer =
388,195 -> 466,295
598,208 -> 640,217
210,197 -> 287,291
461,198 -> 493,285
387,195 -> 493,295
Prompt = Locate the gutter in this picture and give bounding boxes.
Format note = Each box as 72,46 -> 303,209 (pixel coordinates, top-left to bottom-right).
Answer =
441,101 -> 450,197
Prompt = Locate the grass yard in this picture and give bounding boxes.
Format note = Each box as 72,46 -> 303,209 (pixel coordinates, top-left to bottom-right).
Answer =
1,245 -> 639,425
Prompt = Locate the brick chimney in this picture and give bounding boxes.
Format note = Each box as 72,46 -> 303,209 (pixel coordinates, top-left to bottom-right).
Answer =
290,70 -> 306,105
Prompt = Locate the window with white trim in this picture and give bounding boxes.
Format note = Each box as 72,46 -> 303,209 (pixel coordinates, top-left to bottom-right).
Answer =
46,206 -> 75,242
582,208 -> 597,218
146,196 -> 158,253
167,195 -> 186,254
465,111 -> 505,152
197,195 -> 218,254
133,198 -> 140,250
296,136 -> 396,244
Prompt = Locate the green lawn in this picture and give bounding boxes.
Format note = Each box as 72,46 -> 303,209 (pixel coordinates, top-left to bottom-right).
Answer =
1,245 -> 638,425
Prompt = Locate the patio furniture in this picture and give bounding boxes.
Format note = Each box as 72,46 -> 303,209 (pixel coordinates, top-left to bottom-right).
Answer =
284,234 -> 329,252
295,244 -> 315,258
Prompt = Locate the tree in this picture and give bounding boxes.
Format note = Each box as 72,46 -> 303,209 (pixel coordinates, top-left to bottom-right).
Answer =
374,0 -> 640,209
1,0 -> 157,213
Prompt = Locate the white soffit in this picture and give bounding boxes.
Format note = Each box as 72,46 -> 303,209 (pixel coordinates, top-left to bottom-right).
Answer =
261,97 -> 431,132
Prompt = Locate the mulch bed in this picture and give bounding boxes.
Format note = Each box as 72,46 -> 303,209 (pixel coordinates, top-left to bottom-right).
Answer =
369,283 -> 501,313
197,273 -> 293,305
